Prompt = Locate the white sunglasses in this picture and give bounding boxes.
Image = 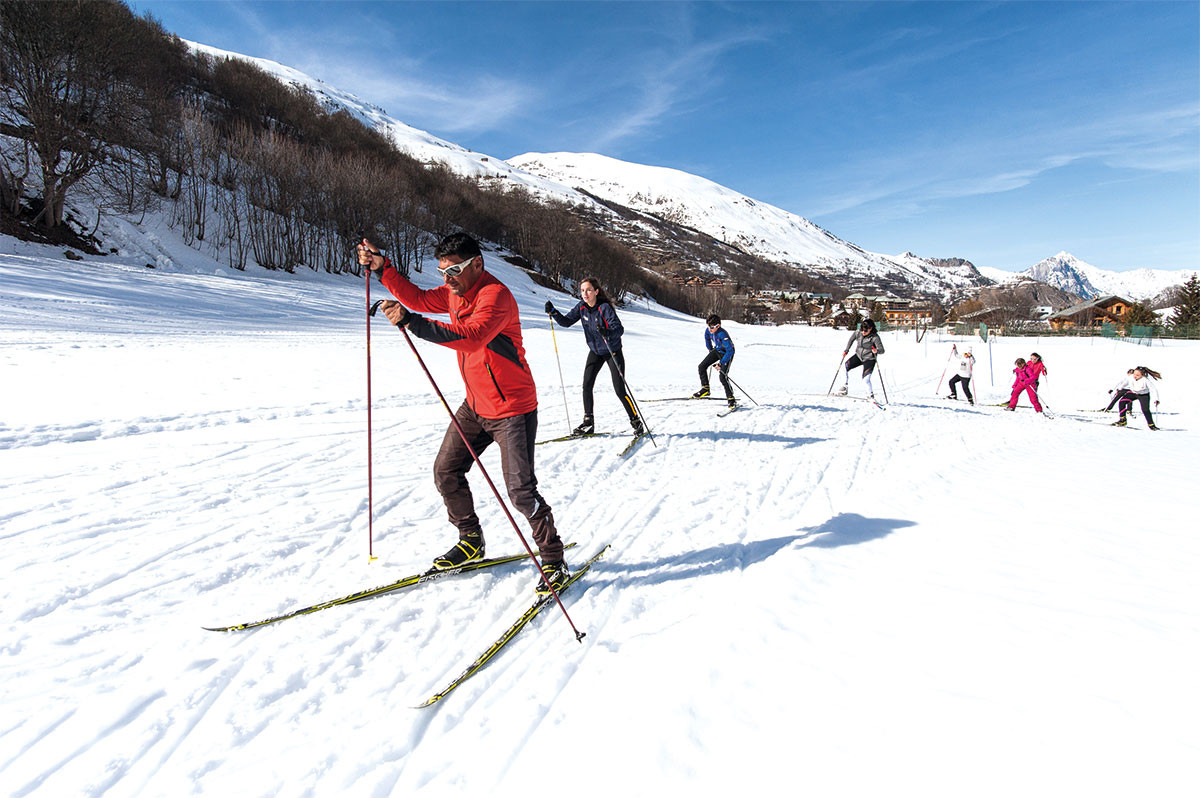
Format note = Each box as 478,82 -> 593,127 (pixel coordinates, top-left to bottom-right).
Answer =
439,255 -> 476,278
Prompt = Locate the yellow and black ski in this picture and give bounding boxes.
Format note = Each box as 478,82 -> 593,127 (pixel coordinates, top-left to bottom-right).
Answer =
417,544 -> 611,708
618,433 -> 647,457
535,432 -> 616,445
204,543 -> 577,632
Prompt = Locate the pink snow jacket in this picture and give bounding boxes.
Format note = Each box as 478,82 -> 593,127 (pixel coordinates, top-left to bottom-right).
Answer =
1011,364 -> 1035,390
1026,361 -> 1047,383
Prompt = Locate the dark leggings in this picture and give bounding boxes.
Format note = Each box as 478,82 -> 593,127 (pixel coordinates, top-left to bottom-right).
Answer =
582,350 -> 635,420
1107,388 -> 1133,411
699,349 -> 734,398
1118,392 -> 1155,425
948,374 -> 973,401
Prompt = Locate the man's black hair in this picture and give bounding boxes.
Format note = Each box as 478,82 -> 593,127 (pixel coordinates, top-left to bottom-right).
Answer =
434,232 -> 482,261
706,314 -> 721,326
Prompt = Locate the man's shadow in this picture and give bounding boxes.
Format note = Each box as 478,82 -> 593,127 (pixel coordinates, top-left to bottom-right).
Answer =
589,512 -> 916,590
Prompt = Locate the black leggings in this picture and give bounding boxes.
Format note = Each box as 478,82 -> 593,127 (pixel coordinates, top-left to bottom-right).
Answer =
582,350 -> 635,420
698,349 -> 734,398
1118,392 -> 1155,425
948,374 -> 973,401
1107,388 -> 1133,411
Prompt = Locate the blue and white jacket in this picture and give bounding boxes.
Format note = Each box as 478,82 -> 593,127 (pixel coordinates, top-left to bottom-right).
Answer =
705,327 -> 735,367
551,301 -> 624,355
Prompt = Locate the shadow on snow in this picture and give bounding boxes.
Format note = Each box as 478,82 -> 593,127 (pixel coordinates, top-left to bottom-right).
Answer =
591,512 -> 916,590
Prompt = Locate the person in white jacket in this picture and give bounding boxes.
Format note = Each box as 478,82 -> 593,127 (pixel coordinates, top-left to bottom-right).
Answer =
1113,366 -> 1162,429
947,347 -> 975,404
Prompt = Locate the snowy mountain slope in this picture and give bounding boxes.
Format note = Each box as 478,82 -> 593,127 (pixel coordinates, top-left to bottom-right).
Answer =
2,228 -> 1199,796
510,152 -> 990,295
186,42 -> 604,212
977,265 -> 1019,283
186,42 -> 986,298
1023,251 -> 1197,300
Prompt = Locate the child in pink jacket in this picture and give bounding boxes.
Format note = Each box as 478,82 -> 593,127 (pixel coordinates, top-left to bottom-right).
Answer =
1006,358 -> 1043,412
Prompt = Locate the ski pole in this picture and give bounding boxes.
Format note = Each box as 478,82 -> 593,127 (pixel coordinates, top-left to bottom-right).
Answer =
378,305 -> 586,641
827,353 -> 847,394
935,344 -> 957,395
366,276 -> 376,561
720,368 -> 759,405
877,365 -> 890,405
547,313 -> 573,435
600,336 -> 656,447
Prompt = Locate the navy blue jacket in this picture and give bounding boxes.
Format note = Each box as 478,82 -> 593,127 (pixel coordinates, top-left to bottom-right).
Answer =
551,301 -> 624,355
705,327 -> 735,367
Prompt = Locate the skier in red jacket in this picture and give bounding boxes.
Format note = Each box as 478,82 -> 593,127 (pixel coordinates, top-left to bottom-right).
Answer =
358,233 -> 568,594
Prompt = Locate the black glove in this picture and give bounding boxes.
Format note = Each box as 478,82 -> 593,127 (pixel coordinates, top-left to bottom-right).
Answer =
1108,389 -> 1113,394
545,301 -> 554,314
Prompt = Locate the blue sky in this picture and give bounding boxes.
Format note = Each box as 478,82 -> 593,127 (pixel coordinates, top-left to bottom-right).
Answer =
130,1 -> 1198,272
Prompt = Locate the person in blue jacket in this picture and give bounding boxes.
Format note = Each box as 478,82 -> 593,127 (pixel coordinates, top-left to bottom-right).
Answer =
546,277 -> 644,436
692,314 -> 736,407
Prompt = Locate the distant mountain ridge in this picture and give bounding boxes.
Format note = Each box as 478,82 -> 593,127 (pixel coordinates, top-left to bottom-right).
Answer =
990,251 -> 1196,301
509,152 -> 992,297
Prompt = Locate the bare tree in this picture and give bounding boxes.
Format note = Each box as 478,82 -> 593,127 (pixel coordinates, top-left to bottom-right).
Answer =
0,0 -> 142,231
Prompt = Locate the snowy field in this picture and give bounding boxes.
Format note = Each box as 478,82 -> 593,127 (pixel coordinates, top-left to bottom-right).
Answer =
2,234 -> 1198,797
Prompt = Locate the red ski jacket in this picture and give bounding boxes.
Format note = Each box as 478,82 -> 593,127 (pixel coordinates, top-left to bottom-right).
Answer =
379,261 -> 538,419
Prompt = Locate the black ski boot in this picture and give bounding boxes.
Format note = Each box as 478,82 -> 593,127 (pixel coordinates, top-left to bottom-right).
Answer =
572,415 -> 595,436
691,386 -> 710,399
433,535 -> 484,570
535,560 -> 570,595
727,397 -> 737,409
1112,416 -> 1128,427
630,416 -> 645,435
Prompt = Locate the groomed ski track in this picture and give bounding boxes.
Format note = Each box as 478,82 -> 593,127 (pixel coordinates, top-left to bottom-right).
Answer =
2,245 -> 1197,796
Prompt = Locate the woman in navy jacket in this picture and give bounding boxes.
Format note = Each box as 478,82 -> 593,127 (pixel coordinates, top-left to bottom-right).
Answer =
546,277 -> 643,435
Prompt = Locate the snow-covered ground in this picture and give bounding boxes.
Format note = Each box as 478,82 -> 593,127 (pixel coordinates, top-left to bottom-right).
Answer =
2,232 -> 1198,797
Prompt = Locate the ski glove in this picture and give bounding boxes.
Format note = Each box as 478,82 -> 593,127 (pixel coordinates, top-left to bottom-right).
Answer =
545,301 -> 555,314
381,302 -> 410,327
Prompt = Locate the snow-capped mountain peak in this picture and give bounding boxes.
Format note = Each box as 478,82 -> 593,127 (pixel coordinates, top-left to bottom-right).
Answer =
1022,251 -> 1195,300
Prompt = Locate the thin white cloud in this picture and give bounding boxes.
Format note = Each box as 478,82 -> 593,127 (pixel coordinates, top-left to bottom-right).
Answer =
803,100 -> 1199,221
197,1 -> 537,136
581,26 -> 769,153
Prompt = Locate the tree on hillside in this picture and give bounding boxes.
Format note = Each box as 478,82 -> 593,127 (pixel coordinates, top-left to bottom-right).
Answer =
0,0 -> 144,231
1170,275 -> 1200,328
